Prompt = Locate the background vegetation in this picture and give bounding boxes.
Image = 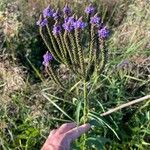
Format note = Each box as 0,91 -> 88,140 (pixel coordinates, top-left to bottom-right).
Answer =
0,0 -> 149,149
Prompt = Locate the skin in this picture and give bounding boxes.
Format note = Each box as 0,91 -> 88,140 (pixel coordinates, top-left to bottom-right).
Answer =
41,123 -> 91,150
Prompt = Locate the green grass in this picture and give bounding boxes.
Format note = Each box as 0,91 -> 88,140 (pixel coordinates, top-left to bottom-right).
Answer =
0,0 -> 150,149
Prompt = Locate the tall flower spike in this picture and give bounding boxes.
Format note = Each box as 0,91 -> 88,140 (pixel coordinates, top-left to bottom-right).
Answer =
46,24 -> 64,63
42,51 -> 53,67
63,4 -> 71,16
98,27 -> 109,39
90,14 -> 100,25
85,4 -> 95,14
74,16 -> 85,76
43,5 -> 53,18
38,14 -> 62,63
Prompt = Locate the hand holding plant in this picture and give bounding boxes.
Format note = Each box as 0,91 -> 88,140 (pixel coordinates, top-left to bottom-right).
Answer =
37,3 -> 109,148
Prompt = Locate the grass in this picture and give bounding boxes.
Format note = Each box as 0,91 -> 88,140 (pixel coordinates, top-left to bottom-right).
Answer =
0,0 -> 150,149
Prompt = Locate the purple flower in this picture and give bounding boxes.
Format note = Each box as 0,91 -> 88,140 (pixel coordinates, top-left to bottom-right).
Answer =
52,24 -> 62,35
63,4 -> 71,15
62,22 -> 74,32
52,10 -> 60,20
90,14 -> 100,25
62,16 -> 75,32
36,18 -> 48,27
67,16 -> 75,23
85,4 -> 94,14
42,51 -> 53,67
43,6 -> 53,18
73,18 -> 86,30
98,27 -> 109,39
64,17 -> 69,23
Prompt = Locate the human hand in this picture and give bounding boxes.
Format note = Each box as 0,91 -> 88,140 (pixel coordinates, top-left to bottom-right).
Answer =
41,123 -> 91,150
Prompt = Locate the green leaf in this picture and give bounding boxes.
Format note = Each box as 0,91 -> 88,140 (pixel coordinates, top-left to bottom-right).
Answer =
88,112 -> 120,140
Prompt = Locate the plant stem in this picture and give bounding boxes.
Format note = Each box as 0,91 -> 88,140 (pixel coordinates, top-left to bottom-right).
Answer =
83,79 -> 88,124
83,79 -> 88,149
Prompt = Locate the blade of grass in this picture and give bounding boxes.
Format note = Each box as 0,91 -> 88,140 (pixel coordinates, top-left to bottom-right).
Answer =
88,112 -> 120,140
42,92 -> 75,122
43,92 -> 75,105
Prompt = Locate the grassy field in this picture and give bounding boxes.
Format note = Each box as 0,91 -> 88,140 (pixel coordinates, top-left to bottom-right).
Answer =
0,0 -> 150,149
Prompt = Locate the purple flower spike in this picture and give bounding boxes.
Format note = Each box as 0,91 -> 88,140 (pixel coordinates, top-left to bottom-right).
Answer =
85,4 -> 94,14
98,27 -> 109,39
73,18 -> 86,30
52,24 -> 62,35
43,5 -> 53,18
42,51 -> 53,67
90,14 -> 100,25
63,4 -> 71,15
36,18 -> 48,27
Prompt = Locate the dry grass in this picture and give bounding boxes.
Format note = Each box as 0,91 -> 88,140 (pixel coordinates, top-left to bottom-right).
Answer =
112,0 -> 150,52
0,56 -> 25,103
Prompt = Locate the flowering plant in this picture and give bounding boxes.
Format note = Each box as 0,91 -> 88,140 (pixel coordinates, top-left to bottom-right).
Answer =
37,3 -> 108,82
37,3 -> 109,147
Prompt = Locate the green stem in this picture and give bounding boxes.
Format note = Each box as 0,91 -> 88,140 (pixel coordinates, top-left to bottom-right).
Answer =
83,79 -> 88,124
83,79 -> 88,149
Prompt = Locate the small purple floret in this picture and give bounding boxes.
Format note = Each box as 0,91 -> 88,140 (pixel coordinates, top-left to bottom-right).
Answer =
52,24 -> 62,35
90,15 -> 100,25
73,19 -> 86,30
42,51 -> 53,67
98,27 -> 109,39
36,18 -> 48,27
62,16 -> 75,32
62,22 -> 74,32
53,11 -> 60,20
85,4 -> 94,14
63,4 -> 71,15
43,6 -> 53,18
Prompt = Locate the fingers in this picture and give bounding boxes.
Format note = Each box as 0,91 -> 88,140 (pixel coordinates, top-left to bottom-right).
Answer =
65,123 -> 91,141
56,123 -> 77,135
